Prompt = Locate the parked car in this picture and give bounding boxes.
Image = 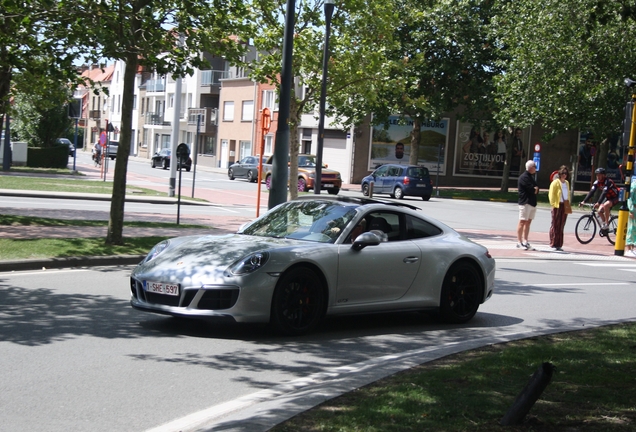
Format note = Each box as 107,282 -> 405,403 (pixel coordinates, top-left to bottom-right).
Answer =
228,155 -> 268,182
106,141 -> 119,159
264,154 -> 342,194
130,196 -> 495,335
361,164 -> 433,201
56,138 -> 75,156
151,148 -> 192,171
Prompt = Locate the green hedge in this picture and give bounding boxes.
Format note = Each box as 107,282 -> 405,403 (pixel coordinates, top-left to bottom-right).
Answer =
27,146 -> 69,168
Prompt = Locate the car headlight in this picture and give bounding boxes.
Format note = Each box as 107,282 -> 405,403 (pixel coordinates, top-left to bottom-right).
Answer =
144,240 -> 169,263
228,252 -> 269,275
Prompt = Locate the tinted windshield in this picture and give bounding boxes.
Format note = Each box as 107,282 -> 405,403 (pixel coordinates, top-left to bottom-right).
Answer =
240,200 -> 357,243
406,167 -> 429,178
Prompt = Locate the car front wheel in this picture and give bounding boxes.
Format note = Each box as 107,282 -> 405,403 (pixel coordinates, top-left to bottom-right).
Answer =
151,159 -> 156,168
327,188 -> 339,195
298,177 -> 308,192
162,159 -> 168,169
271,267 -> 325,336
439,261 -> 482,323
265,175 -> 272,190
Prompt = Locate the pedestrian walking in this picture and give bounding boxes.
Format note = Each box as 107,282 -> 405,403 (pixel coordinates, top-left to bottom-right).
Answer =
517,160 -> 538,250
548,165 -> 572,251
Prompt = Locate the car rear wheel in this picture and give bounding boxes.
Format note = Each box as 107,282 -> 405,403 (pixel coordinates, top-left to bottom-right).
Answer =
228,169 -> 235,180
439,261 -> 482,323
394,187 -> 404,199
298,177 -> 308,192
422,195 -> 431,201
327,188 -> 339,195
271,267 -> 325,335
247,170 -> 255,182
362,183 -> 370,196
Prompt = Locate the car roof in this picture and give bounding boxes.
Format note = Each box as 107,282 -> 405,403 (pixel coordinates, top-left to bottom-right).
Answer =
293,195 -> 421,211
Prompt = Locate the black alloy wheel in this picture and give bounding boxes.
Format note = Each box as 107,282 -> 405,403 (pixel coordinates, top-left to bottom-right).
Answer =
271,267 -> 325,335
439,261 -> 482,323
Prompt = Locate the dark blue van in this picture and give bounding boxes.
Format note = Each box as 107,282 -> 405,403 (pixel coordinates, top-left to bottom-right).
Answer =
361,164 -> 433,201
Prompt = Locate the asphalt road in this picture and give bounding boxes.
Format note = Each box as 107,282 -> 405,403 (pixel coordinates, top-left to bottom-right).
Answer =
1,259 -> 635,432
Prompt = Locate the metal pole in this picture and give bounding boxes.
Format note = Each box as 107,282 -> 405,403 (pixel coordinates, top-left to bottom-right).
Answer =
435,141 -> 441,196
2,114 -> 11,171
615,78 -> 636,255
169,72 -> 182,197
191,114 -> 200,198
268,0 -> 296,209
72,118 -> 79,172
315,0 -> 335,195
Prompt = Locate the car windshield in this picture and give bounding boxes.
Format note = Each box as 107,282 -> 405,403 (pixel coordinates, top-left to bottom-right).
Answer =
407,167 -> 429,178
298,155 -> 317,167
240,200 -> 358,243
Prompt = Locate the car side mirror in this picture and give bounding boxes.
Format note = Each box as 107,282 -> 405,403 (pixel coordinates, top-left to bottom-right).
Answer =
351,232 -> 382,251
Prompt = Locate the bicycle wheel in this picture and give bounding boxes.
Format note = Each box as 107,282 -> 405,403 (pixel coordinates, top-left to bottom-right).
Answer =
606,215 -> 618,245
575,214 -> 596,244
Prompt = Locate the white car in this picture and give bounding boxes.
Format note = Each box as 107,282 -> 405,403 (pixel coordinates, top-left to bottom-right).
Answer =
130,196 -> 495,335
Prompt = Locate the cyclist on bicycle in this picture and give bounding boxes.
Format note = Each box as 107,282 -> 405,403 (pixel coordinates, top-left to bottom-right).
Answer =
580,167 -> 619,231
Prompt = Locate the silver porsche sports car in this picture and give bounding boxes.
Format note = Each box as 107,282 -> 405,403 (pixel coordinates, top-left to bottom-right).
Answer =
130,196 -> 495,335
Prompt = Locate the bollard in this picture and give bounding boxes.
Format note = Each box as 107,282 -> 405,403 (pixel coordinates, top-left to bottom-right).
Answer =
500,362 -> 555,426
369,181 -> 374,198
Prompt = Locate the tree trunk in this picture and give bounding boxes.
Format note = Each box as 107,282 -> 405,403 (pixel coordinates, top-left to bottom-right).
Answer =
500,135 -> 514,192
106,54 -> 138,245
289,96 -> 300,200
409,119 -> 420,166
0,47 -> 12,125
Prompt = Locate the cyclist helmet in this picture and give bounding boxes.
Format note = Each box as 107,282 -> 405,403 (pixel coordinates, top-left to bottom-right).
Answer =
595,167 -> 606,174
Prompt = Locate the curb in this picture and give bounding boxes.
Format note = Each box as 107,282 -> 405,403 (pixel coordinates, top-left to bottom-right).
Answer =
0,255 -> 145,272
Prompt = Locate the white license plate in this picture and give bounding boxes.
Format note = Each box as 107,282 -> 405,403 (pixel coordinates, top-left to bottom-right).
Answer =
145,281 -> 180,296
416,184 -> 426,187
323,184 -> 334,188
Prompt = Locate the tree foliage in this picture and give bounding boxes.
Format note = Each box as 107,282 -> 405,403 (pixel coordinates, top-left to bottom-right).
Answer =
492,0 -> 636,141
246,0 -> 398,199
72,0 -> 250,244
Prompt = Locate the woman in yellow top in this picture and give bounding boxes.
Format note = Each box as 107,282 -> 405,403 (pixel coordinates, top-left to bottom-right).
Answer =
548,165 -> 571,251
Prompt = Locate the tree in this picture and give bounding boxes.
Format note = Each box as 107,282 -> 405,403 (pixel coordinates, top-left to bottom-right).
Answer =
74,0 -> 250,244
0,1 -> 87,124
492,0 -> 636,155
360,0 -> 501,166
246,0 -> 399,200
11,69 -> 73,147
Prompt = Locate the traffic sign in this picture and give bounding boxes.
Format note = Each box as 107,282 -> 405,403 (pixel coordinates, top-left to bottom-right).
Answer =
534,143 -> 541,152
99,131 -> 107,146
533,152 -> 541,172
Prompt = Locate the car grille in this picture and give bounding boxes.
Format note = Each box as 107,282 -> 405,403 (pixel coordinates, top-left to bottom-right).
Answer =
131,278 -> 239,310
322,174 -> 337,180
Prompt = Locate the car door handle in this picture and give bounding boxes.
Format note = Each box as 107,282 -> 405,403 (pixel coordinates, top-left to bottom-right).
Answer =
403,257 -> 419,264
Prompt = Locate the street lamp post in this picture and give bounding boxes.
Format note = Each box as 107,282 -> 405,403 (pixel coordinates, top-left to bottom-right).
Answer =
314,0 -> 335,194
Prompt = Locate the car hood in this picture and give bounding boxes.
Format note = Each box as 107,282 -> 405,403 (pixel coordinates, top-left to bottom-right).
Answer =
132,234 -> 309,285
298,167 -> 340,175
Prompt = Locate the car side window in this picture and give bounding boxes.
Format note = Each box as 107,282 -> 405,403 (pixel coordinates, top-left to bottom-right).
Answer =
405,215 -> 442,239
375,166 -> 388,177
367,211 -> 401,241
388,166 -> 400,176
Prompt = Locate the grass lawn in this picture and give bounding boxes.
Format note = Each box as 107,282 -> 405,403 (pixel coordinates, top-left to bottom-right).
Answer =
272,323 -> 636,431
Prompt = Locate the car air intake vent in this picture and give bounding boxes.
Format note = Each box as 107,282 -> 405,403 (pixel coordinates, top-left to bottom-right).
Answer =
146,292 -> 180,307
198,289 -> 239,310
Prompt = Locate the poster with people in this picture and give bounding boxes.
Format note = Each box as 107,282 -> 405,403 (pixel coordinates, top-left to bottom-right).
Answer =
370,116 -> 449,173
454,122 -> 528,177
575,132 -> 623,184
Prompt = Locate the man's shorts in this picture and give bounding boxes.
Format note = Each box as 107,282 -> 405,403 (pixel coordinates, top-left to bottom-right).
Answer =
519,204 -> 537,221
603,197 -> 619,207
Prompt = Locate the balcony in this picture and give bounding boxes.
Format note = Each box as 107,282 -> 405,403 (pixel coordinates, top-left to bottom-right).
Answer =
145,111 -> 165,125
187,108 -> 218,134
89,110 -> 101,120
200,70 -> 231,95
144,79 -> 165,93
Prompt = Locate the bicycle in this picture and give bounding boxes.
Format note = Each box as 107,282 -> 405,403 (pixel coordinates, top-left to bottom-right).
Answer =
574,203 -> 618,245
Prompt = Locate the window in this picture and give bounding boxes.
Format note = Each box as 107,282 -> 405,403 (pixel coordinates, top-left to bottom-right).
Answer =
168,93 -> 174,108
132,95 -> 137,110
262,90 -> 279,111
223,101 -> 234,121
264,135 -> 273,155
242,101 -> 254,121
405,215 -> 442,239
239,140 -> 252,160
